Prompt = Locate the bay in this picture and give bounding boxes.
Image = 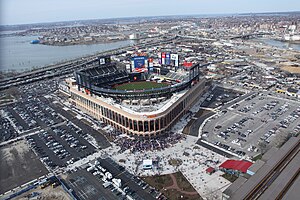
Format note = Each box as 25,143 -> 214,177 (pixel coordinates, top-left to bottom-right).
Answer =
0,35 -> 133,72
260,38 -> 300,51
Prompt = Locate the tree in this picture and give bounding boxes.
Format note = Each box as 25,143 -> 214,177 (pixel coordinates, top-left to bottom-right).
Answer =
5,86 -> 20,98
258,141 -> 270,154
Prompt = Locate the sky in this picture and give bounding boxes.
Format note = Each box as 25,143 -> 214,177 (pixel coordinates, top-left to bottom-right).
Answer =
1,0 -> 300,25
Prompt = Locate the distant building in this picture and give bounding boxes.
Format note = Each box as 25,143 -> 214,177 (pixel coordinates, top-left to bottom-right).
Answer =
129,33 -> 140,40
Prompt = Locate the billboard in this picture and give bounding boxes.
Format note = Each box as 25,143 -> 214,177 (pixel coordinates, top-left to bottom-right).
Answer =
148,58 -> 154,72
126,64 -> 131,72
165,53 -> 171,65
171,53 -> 179,67
132,56 -> 147,68
99,56 -> 111,65
158,52 -> 162,65
131,56 -> 148,73
161,53 -> 166,65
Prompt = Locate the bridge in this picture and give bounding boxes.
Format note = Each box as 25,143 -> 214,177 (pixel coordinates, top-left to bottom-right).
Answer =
177,34 -> 217,41
229,32 -> 272,40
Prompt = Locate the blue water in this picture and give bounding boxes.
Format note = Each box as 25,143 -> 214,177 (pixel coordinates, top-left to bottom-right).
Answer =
261,39 -> 300,51
0,35 -> 133,72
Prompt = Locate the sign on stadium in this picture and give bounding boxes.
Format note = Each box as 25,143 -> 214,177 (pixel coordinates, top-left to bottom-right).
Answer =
99,56 -> 111,65
131,56 -> 148,73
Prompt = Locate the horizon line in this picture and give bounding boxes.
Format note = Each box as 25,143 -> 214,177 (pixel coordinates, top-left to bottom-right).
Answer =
1,10 -> 300,27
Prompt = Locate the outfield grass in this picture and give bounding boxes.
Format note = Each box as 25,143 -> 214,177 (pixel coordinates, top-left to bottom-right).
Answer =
114,81 -> 168,90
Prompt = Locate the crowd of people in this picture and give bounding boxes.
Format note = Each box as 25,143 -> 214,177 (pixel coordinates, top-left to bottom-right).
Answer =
114,133 -> 186,153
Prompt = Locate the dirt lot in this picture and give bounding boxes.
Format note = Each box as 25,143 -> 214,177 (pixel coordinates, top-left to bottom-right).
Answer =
281,66 -> 300,74
0,140 -> 48,194
15,185 -> 71,200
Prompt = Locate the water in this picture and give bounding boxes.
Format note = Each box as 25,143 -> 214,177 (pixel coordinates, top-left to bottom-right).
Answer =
259,38 -> 300,51
0,35 -> 134,72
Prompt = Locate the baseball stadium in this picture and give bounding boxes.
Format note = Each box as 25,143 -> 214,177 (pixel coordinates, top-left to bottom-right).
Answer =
63,55 -> 211,137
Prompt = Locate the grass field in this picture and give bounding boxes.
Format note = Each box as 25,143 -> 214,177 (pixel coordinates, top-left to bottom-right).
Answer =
221,173 -> 238,183
143,172 -> 202,200
114,81 -> 168,91
143,174 -> 173,190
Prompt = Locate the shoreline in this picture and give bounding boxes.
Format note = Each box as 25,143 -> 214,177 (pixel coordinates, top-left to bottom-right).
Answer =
0,33 -> 129,46
273,38 -> 300,44
0,42 -> 133,80
39,38 -> 128,47
0,36 -> 134,75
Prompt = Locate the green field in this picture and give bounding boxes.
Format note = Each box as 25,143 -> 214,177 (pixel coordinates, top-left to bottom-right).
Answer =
114,81 -> 168,90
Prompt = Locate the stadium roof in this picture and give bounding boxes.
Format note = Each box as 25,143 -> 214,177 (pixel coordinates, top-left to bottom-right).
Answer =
219,160 -> 253,173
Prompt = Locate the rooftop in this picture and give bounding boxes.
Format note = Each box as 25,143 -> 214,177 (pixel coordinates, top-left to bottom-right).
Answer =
219,160 -> 253,173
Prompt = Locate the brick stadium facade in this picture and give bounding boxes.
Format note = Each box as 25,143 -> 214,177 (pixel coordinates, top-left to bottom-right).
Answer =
66,78 -> 209,137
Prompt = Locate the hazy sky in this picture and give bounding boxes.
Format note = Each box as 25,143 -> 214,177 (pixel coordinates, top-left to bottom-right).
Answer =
1,0 -> 300,25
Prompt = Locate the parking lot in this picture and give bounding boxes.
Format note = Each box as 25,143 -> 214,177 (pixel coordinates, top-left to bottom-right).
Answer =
100,158 -> 157,200
0,79 -> 113,195
202,92 -> 300,157
63,169 -> 117,200
0,113 -> 18,142
201,86 -> 242,109
63,158 -> 158,200
27,123 -> 96,169
0,97 -> 66,142
0,140 -> 48,194
41,97 -> 111,149
0,90 -> 110,169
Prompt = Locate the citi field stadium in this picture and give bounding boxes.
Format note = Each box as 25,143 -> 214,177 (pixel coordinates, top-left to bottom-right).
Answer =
62,55 -> 211,137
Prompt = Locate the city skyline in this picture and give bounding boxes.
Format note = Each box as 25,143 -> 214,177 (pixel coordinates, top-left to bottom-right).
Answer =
1,0 -> 300,25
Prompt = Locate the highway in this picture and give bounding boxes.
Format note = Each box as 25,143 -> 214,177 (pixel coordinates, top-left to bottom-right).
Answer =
0,47 -> 128,90
0,36 -> 177,91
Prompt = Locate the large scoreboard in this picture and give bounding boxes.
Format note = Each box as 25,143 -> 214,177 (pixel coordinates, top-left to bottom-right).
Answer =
131,56 -> 148,72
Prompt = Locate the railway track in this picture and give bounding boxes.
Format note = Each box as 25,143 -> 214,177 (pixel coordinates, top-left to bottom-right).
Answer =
245,139 -> 300,200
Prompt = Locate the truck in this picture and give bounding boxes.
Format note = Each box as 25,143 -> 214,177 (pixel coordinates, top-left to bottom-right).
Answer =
87,166 -> 94,172
105,172 -> 113,180
103,182 -> 112,188
112,178 -> 121,188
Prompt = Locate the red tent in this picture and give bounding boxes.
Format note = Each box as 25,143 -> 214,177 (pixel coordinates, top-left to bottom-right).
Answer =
183,61 -> 193,68
219,160 -> 252,173
206,167 -> 215,174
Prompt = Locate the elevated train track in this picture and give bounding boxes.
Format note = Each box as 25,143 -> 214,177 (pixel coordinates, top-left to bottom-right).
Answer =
230,137 -> 300,200
245,139 -> 300,199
